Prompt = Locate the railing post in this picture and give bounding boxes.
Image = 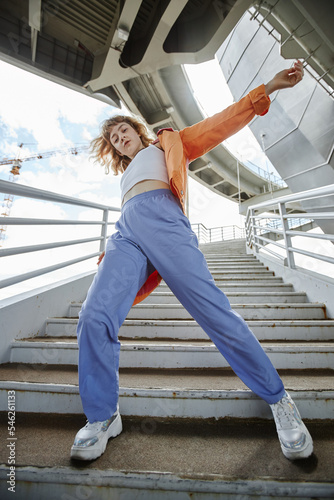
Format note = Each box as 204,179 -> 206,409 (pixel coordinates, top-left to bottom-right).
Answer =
250,208 -> 258,253
278,202 -> 295,268
100,209 -> 109,253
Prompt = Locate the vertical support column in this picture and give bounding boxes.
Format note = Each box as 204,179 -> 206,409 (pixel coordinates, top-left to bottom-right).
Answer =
279,202 -> 295,268
237,159 -> 241,207
100,209 -> 109,253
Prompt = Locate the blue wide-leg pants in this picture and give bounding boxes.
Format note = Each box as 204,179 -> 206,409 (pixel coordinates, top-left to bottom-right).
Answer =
77,190 -> 285,422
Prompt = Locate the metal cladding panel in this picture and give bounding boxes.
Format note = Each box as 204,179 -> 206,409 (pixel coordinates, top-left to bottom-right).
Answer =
265,131 -> 329,184
218,13 -> 259,77
298,86 -> 334,162
218,13 -> 277,100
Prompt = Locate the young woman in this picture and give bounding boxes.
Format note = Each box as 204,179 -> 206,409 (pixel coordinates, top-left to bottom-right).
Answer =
70,61 -> 313,462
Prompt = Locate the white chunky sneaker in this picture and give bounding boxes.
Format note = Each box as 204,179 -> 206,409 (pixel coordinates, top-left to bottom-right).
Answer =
270,392 -> 313,460
71,406 -> 122,460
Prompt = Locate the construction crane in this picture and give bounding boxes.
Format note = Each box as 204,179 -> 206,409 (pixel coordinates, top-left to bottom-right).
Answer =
0,145 -> 89,166
0,144 -> 89,243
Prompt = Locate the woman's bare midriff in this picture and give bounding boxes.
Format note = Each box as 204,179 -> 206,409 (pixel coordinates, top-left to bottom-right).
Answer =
122,180 -> 170,206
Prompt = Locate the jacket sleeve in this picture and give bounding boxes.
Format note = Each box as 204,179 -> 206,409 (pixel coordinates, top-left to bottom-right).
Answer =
179,84 -> 270,162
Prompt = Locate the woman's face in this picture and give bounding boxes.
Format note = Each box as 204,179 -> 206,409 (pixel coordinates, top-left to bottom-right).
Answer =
109,122 -> 144,159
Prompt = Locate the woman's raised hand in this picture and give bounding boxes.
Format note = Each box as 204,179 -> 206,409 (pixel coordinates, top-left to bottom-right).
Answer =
265,60 -> 304,96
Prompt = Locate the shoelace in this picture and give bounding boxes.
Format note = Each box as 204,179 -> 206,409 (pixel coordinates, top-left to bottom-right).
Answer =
84,421 -> 103,432
273,399 -> 296,429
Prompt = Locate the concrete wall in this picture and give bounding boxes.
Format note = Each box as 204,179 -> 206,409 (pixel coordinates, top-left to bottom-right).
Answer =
0,272 -> 95,363
247,248 -> 334,318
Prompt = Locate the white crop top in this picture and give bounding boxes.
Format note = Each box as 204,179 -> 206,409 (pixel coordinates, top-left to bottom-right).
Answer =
120,144 -> 169,200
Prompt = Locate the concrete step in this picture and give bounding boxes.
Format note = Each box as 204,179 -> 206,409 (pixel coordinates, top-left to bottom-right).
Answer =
199,240 -> 248,254
174,282 -> 294,292
138,291 -> 308,305
195,260 -> 265,266
44,317 -> 334,341
203,258 -> 259,264
159,282 -> 295,293
9,337 -> 334,369
68,291 -> 308,316
207,265 -> 271,273
0,413 -> 333,500
67,302 -> 326,321
68,302 -> 325,321
207,270 -> 276,278
68,292 -> 314,320
0,364 -> 333,419
203,253 -> 254,257
160,277 -> 284,286
126,303 -> 326,320
200,265 -> 268,272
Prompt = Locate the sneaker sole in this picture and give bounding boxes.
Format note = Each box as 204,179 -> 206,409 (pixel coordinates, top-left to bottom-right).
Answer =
70,412 -> 123,461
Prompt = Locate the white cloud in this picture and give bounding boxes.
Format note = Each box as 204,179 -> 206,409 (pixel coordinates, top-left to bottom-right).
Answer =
184,59 -> 234,114
0,61 -> 111,151
0,71 -> 69,149
82,127 -> 94,142
188,177 -> 243,229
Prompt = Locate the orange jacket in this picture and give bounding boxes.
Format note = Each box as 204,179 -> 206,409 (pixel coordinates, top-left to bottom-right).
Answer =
132,84 -> 271,305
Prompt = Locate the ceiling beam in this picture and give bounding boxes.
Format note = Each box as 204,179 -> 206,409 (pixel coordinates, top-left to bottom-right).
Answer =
28,0 -> 42,62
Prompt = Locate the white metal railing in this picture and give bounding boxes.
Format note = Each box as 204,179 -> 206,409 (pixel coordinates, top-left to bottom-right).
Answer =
255,216 -> 314,233
0,179 -> 120,289
244,159 -> 286,189
246,184 -> 334,270
192,223 -> 245,244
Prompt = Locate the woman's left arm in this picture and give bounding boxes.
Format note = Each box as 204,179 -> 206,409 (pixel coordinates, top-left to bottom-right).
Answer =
179,60 -> 304,163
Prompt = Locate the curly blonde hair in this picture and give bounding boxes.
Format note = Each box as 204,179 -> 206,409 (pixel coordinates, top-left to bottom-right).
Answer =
90,114 -> 155,175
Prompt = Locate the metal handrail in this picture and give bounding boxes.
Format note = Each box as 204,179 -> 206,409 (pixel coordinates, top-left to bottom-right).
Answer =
0,180 -> 121,289
247,184 -> 334,210
0,179 -> 120,211
246,184 -> 334,271
243,159 -> 286,188
191,223 -> 245,244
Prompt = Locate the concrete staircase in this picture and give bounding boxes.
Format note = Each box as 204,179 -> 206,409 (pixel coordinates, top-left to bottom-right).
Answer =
1,240 -> 334,499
